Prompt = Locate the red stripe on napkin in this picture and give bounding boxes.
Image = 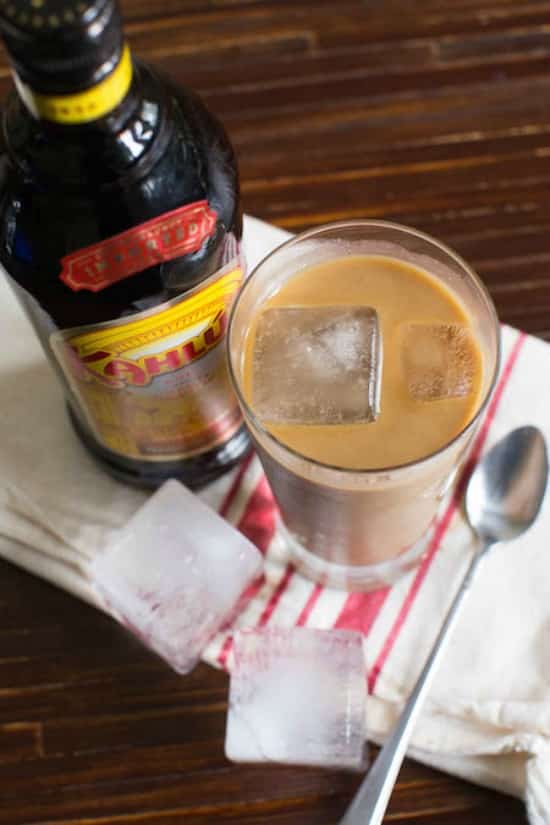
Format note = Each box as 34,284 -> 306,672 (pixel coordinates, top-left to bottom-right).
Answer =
236,474 -> 277,554
217,635 -> 234,672
219,451 -> 255,518
368,330 -> 526,693
295,583 -> 324,626
217,473 -> 278,669
218,561 -> 294,671
334,589 -> 390,636
258,563 -> 295,626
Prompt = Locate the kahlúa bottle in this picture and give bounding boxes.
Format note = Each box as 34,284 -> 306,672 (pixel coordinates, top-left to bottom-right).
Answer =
0,0 -> 250,488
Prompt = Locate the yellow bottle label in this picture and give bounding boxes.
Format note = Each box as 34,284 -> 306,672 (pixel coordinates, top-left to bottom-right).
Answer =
50,261 -> 244,462
13,44 -> 133,125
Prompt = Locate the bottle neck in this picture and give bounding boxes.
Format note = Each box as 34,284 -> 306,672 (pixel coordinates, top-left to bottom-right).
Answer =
4,56 -> 172,190
12,44 -> 134,127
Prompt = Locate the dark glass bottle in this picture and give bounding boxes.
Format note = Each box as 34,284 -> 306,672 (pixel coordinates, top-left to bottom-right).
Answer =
0,0 -> 250,488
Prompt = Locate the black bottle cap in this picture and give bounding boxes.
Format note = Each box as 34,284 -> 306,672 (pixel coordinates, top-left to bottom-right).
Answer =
0,0 -> 124,95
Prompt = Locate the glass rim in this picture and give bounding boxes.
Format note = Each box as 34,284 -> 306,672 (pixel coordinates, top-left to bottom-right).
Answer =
228,218 -> 502,477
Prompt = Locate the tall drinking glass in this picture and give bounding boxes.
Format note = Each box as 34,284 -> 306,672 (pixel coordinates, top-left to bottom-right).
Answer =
228,221 -> 500,590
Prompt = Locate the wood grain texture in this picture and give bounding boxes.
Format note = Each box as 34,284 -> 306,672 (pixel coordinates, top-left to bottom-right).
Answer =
0,1 -> 537,822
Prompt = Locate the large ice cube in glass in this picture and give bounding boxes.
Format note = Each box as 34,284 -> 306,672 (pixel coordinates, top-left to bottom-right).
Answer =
401,322 -> 477,401
91,480 -> 263,674
225,627 -> 368,770
252,305 -> 381,424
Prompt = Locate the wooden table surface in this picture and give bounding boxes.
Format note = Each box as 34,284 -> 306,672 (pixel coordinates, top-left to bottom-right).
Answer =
0,0 -> 543,822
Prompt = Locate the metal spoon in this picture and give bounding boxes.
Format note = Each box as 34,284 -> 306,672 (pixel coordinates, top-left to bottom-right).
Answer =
340,425 -> 548,825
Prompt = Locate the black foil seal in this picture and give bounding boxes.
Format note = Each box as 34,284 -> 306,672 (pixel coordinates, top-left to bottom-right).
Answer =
0,0 -> 124,95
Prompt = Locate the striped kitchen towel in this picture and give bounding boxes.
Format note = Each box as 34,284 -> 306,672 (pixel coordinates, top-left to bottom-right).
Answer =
0,216 -> 548,823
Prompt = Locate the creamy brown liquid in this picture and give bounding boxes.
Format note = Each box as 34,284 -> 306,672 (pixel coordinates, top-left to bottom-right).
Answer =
244,255 -> 483,469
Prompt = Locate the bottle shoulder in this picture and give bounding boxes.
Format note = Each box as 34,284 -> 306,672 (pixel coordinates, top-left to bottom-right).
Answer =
0,60 -> 242,331
2,61 -> 229,187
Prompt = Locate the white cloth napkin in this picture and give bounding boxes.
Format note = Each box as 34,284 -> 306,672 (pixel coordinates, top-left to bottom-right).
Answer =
1,215 -> 549,823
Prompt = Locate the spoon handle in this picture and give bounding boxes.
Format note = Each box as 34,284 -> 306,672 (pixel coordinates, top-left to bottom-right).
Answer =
340,546 -> 488,825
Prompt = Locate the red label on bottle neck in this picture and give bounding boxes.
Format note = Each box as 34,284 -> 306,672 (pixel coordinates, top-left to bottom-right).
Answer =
60,200 -> 218,292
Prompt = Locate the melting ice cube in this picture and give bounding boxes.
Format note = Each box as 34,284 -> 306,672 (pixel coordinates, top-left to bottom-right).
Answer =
91,480 -> 263,674
252,305 -> 382,425
225,627 -> 368,770
401,323 -> 477,401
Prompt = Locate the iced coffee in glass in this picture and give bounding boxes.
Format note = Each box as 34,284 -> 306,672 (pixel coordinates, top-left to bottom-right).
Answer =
228,221 -> 500,590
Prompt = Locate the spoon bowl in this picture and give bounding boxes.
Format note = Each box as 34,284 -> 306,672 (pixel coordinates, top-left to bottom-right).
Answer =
465,426 -> 548,545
